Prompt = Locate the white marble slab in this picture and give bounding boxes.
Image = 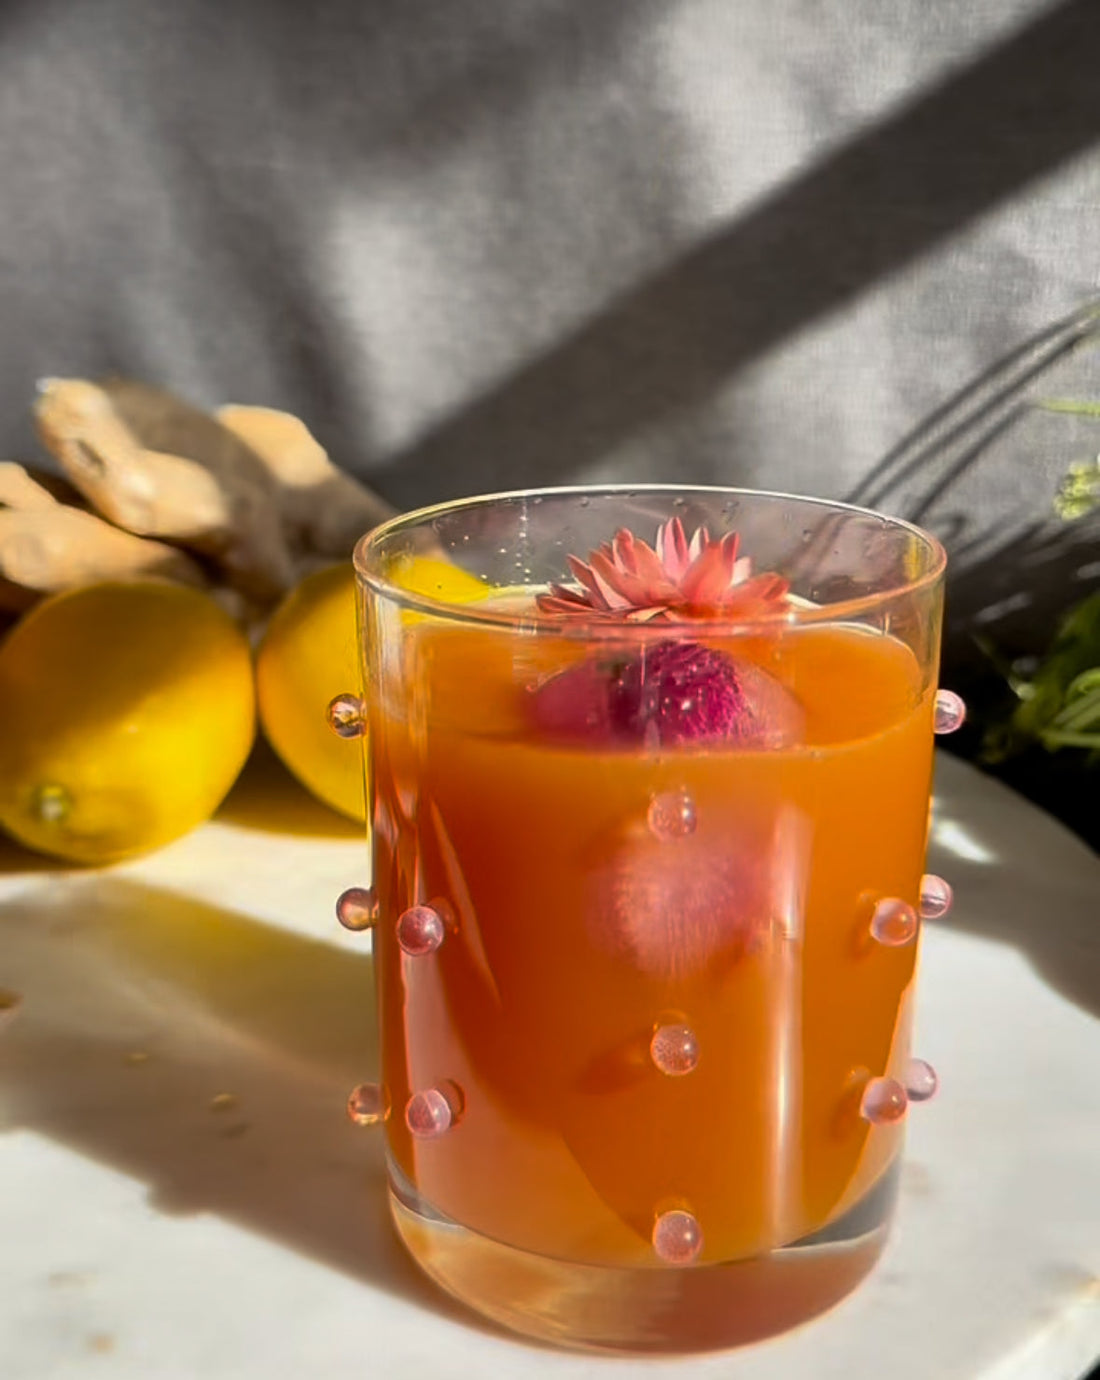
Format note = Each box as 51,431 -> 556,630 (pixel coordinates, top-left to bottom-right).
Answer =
1,750 -> 1098,1380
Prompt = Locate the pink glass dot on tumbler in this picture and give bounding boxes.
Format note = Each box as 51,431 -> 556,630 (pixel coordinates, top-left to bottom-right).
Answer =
336,886 -> 377,932
934,690 -> 966,734
327,693 -> 367,739
919,874 -> 953,920
650,1024 -> 700,1076
861,1076 -> 908,1125
652,1209 -> 704,1265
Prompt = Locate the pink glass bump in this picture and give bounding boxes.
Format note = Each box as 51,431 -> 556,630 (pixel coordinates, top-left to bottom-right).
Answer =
406,1087 -> 457,1139
396,904 -> 447,956
650,1024 -> 700,1076
336,886 -> 378,931
347,1083 -> 389,1126
869,897 -> 919,947
905,1058 -> 939,1102
934,690 -> 966,734
652,1209 -> 704,1265
327,692 -> 367,738
647,790 -> 698,839
860,1076 -> 908,1125
919,874 -> 953,920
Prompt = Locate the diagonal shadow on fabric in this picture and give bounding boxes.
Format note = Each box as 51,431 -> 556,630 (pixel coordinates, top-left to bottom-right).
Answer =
376,0 -> 1100,507
848,301 -> 1100,515
840,300 -> 1100,849
149,0 -> 675,478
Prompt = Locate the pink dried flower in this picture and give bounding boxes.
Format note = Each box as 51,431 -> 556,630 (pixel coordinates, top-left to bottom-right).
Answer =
536,517 -> 789,622
532,639 -> 806,748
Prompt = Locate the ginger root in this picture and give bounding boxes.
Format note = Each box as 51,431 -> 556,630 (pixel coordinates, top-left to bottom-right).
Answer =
0,496 -> 206,604
0,463 -> 63,511
216,405 -> 394,557
35,378 -> 296,602
13,377 -> 395,631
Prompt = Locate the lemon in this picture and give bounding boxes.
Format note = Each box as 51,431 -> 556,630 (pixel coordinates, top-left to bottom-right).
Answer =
256,562 -> 364,821
387,554 -> 493,607
256,556 -> 488,821
0,580 -> 255,864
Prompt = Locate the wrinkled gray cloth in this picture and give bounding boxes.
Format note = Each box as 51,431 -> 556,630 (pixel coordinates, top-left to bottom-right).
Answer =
1,0 -> 1098,669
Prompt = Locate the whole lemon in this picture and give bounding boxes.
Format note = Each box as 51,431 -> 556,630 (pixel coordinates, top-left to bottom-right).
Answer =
256,562 -> 364,822
256,556 -> 488,821
0,580 -> 255,864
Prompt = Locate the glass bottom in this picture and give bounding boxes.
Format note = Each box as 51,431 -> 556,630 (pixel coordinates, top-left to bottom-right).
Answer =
389,1160 -> 898,1355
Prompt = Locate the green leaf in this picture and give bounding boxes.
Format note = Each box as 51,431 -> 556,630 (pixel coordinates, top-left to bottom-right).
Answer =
986,590 -> 1100,762
1035,398 -> 1100,418
1050,684 -> 1100,733
1065,668 -> 1100,700
1039,728 -> 1100,750
1053,457 -> 1100,520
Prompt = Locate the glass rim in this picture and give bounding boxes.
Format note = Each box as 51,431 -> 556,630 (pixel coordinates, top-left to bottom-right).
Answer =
353,484 -> 947,635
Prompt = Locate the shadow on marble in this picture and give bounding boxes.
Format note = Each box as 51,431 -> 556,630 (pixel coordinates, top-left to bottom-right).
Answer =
927,756 -> 1100,1022
0,832 -> 59,876
0,877 -> 486,1333
216,740 -> 365,841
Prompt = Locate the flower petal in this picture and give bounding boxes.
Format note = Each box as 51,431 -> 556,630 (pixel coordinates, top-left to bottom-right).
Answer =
732,555 -> 753,584
716,573 -> 791,616
535,584 -> 598,615
593,546 -> 663,607
588,550 -> 643,610
566,555 -> 610,609
656,517 -> 692,578
630,536 -> 681,598
680,541 -> 732,603
717,531 -> 740,586
611,528 -> 639,576
551,519 -> 788,625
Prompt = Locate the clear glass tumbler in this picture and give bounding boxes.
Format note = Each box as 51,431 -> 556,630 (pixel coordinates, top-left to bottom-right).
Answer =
338,486 -> 957,1354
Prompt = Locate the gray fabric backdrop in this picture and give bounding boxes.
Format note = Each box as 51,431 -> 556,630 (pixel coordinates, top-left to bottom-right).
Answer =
1,0 -> 1098,680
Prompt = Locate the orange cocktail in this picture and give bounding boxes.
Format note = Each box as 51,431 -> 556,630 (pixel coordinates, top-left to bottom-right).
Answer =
355,488 -> 949,1353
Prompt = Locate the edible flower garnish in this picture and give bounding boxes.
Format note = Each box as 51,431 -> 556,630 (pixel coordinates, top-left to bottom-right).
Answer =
536,516 -> 789,623
531,517 -> 803,748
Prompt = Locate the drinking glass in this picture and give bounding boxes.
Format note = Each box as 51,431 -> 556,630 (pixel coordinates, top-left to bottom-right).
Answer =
334,486 -> 957,1353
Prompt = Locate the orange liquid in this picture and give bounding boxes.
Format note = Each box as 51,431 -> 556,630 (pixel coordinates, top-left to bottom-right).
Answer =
372,617 -> 934,1269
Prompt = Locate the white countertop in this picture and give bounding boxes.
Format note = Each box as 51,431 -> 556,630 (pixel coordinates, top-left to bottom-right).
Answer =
1,749 -> 1098,1380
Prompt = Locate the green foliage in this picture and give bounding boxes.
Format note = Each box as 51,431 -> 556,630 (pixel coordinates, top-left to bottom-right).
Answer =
983,590 -> 1100,764
1053,457 -> 1100,521
981,398 -> 1100,767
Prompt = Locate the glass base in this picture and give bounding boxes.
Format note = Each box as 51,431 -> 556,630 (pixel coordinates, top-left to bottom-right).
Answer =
389,1162 -> 897,1355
